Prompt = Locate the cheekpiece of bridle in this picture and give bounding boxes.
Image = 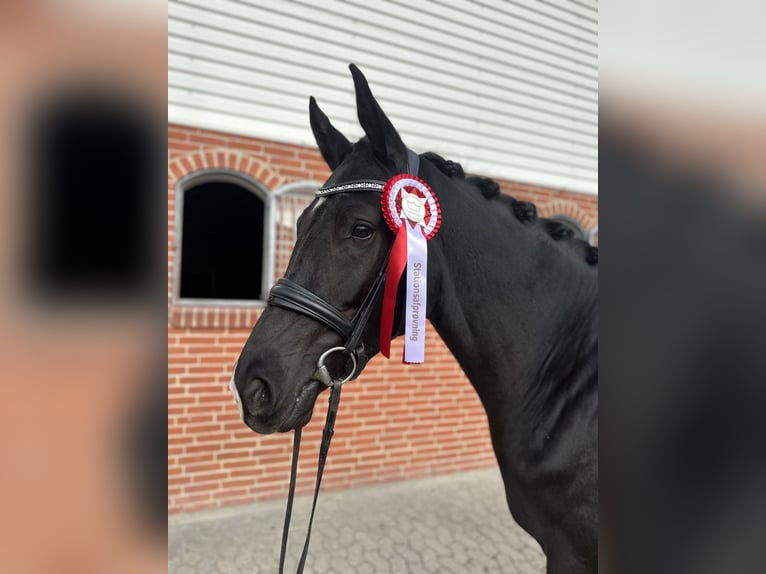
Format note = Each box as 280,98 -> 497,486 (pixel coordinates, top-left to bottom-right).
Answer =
265,149 -> 421,574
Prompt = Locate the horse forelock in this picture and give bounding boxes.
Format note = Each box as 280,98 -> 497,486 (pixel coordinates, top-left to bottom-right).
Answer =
421,152 -> 598,267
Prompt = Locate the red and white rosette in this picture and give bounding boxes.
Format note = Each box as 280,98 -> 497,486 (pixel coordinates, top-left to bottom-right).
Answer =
380,174 -> 441,364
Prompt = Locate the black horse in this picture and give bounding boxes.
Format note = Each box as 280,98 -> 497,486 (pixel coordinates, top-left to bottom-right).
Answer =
234,65 -> 598,573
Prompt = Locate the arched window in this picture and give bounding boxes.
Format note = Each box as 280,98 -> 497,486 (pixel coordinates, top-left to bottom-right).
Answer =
174,170 -> 270,303
587,224 -> 598,246
28,92 -> 158,299
271,182 -> 321,283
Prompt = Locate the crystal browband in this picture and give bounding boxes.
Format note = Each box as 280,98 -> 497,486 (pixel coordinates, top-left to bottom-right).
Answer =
316,179 -> 386,197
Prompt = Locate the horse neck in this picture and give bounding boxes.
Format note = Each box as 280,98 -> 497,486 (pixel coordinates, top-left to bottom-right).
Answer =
425,167 -> 597,433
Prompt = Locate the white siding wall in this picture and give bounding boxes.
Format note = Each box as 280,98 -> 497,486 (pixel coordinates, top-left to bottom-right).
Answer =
169,0 -> 597,194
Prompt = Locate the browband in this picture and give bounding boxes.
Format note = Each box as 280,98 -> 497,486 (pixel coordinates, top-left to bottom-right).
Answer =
316,180 -> 384,197
315,148 -> 420,197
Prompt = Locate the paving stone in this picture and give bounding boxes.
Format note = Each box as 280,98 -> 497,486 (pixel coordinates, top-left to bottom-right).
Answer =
169,468 -> 545,573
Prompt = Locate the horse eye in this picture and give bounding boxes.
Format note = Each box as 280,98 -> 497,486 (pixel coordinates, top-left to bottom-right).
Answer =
352,223 -> 373,239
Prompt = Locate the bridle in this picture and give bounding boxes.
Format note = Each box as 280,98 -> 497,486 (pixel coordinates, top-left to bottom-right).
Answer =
266,248 -> 388,387
263,149 -> 421,574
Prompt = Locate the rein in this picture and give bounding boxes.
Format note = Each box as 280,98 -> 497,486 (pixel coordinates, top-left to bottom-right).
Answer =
267,149 -> 420,573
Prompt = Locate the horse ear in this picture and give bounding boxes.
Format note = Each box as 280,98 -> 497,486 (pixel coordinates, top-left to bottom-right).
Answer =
349,64 -> 407,171
309,96 -> 351,170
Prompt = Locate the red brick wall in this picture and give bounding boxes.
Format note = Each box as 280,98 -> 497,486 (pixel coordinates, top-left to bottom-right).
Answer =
168,124 -> 598,514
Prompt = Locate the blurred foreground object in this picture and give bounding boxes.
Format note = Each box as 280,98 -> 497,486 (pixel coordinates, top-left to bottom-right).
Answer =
601,1 -> 766,572
0,2 -> 166,573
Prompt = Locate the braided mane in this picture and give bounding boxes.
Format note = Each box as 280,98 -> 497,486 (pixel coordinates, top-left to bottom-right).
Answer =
421,152 -> 598,266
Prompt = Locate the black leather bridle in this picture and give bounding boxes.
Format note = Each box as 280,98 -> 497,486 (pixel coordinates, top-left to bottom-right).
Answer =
266,254 -> 388,387
267,149 -> 421,574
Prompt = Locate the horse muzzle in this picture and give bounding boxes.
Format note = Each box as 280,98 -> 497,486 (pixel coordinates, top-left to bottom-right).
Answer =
230,361 -> 323,434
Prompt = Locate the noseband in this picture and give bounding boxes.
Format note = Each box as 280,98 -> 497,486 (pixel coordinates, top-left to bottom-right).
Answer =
263,149 -> 421,574
266,251 -> 389,386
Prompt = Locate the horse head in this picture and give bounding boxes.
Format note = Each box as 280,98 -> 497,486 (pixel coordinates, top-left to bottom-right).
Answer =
233,65 -> 411,434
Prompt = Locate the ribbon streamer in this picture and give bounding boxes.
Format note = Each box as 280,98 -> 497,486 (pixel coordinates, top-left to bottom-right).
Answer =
379,227 -> 407,359
403,222 -> 428,363
379,174 -> 440,363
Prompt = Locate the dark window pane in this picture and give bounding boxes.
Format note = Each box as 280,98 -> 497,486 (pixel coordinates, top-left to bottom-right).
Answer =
27,93 -> 161,300
180,181 -> 264,300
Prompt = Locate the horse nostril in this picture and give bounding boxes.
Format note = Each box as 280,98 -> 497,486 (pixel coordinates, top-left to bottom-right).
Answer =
245,378 -> 275,417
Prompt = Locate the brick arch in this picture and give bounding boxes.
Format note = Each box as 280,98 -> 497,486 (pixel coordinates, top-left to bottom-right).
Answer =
168,148 -> 282,330
168,148 -> 284,191
536,198 -> 596,231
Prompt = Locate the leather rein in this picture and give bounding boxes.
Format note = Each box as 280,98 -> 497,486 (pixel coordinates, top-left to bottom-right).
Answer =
266,150 -> 421,573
